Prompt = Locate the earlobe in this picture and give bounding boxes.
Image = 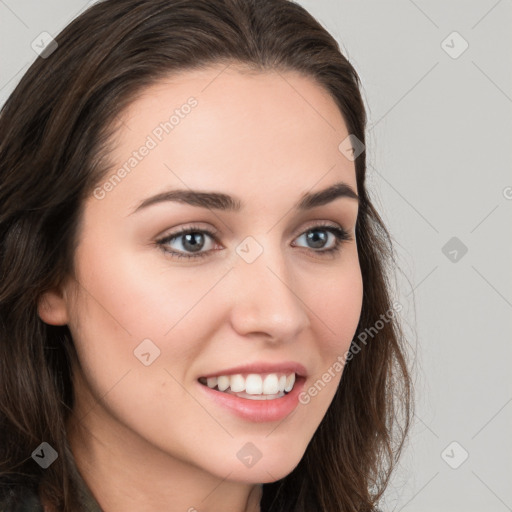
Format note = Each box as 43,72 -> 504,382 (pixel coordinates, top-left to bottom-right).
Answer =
37,288 -> 70,326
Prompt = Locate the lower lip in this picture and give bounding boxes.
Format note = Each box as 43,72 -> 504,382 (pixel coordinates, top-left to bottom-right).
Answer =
197,377 -> 306,423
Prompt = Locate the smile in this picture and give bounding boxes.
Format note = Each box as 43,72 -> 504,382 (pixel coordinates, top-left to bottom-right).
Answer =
198,372 -> 296,400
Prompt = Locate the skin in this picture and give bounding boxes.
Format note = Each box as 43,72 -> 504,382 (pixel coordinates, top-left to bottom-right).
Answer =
38,64 -> 363,512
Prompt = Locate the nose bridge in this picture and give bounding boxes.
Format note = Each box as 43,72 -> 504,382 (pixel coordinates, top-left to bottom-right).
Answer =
229,236 -> 310,341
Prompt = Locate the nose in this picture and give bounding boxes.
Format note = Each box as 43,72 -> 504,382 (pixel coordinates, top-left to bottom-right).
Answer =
228,243 -> 311,343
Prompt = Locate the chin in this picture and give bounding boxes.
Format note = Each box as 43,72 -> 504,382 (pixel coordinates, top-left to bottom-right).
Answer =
214,449 -> 305,484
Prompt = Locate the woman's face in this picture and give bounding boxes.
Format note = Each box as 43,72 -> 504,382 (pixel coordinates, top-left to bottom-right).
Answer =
40,64 -> 363,484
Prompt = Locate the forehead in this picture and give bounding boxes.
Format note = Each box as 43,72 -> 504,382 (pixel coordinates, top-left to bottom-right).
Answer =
92,64 -> 357,212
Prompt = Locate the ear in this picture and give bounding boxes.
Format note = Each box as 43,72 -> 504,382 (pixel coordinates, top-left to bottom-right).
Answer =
37,287 -> 70,326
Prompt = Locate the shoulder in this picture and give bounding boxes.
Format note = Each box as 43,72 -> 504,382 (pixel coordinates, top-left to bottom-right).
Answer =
0,487 -> 43,512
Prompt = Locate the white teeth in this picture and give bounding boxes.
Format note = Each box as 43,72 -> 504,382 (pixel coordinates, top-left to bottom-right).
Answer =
217,375 -> 230,392
262,374 -> 279,395
284,373 -> 295,392
202,372 -> 297,396
245,374 -> 263,394
230,374 -> 245,393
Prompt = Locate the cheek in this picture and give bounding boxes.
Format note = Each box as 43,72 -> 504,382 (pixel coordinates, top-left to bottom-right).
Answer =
71,238 -> 205,335
335,267 -> 363,345
294,256 -> 363,410
66,242 -> 228,385
65,249 -> 206,452
309,255 -> 363,354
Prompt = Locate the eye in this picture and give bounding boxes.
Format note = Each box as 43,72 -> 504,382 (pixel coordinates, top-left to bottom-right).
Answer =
292,224 -> 351,256
156,225 -> 219,260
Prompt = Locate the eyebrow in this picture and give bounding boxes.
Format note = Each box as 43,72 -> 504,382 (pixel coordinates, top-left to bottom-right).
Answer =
129,181 -> 359,215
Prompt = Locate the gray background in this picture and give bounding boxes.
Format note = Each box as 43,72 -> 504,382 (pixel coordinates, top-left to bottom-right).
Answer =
1,1 -> 511,510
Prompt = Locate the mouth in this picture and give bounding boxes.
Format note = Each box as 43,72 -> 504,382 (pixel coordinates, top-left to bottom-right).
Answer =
198,372 -> 299,401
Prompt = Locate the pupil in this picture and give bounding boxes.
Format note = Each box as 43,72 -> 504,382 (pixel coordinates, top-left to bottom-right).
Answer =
307,230 -> 327,249
183,232 -> 204,252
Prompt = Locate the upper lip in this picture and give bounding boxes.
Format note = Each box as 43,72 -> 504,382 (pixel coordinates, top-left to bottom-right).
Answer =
199,361 -> 307,379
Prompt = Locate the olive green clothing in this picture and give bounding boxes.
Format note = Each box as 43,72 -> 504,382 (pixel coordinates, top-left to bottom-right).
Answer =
0,454 -> 102,512
0,485 -> 102,512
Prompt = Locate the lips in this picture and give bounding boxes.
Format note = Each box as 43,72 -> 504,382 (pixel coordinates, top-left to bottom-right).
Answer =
196,370 -> 306,422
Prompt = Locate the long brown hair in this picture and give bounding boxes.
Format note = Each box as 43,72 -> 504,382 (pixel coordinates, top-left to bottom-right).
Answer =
0,0 -> 412,510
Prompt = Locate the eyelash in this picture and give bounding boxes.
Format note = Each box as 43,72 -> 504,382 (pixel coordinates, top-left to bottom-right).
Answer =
155,222 -> 352,260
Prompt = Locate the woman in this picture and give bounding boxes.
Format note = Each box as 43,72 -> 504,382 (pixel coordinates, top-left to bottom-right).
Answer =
0,0 -> 412,510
